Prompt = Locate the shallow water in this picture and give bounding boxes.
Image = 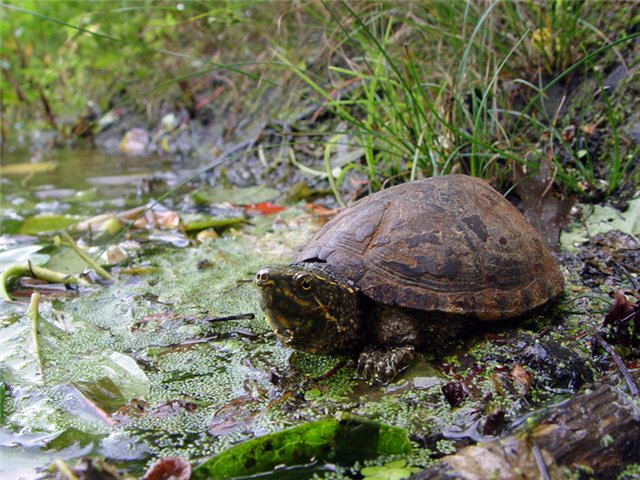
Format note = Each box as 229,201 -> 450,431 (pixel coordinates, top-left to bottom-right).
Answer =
1,148 -> 200,202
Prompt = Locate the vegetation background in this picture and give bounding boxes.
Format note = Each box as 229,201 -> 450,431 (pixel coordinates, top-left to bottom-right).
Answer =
2,0 -> 638,201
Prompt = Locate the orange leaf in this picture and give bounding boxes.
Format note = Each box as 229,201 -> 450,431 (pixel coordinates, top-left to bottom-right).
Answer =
243,202 -> 286,216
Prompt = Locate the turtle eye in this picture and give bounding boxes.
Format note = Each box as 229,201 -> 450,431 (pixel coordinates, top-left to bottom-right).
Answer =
294,273 -> 314,294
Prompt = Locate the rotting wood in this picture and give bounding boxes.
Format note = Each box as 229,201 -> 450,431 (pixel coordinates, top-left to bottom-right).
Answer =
412,373 -> 640,480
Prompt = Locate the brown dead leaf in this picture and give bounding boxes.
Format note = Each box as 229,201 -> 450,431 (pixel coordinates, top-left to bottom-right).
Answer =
442,381 -> 468,407
561,125 -> 576,142
481,409 -> 507,436
582,123 -> 597,136
602,290 -> 639,351
305,202 -> 340,217
76,205 -> 181,232
142,457 -> 191,480
513,157 -> 574,249
510,364 -> 533,396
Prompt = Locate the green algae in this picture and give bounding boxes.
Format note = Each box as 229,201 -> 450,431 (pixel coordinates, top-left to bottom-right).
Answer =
0,206 -> 334,475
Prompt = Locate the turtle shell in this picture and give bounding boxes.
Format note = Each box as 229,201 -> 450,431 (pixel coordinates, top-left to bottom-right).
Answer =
295,174 -> 564,320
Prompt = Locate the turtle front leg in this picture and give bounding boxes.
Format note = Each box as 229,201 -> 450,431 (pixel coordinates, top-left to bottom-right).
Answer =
357,346 -> 415,384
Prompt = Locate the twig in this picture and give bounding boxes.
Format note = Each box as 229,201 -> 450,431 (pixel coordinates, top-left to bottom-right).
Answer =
1,262 -> 78,301
594,332 -> 639,397
28,292 -> 43,376
532,444 -> 551,480
61,231 -> 113,281
49,459 -> 79,480
204,313 -> 255,323
611,259 -> 638,289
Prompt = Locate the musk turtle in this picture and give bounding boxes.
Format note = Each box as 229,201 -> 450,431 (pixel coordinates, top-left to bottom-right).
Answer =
255,174 -> 564,382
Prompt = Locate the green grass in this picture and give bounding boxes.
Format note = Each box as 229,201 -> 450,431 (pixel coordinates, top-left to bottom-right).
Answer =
1,0 -> 638,199
276,1 -> 639,196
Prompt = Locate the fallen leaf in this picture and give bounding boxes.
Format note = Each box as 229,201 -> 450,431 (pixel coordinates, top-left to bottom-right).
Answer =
306,203 -> 340,217
243,202 -> 286,216
442,381 -> 467,407
142,457 -> 191,480
602,290 -> 639,351
481,409 -> 506,436
510,364 -> 533,396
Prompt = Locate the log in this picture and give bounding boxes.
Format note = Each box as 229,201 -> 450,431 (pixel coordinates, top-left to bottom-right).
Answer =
412,374 -> 640,480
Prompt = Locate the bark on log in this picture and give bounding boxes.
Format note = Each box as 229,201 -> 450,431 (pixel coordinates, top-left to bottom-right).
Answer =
412,374 -> 640,480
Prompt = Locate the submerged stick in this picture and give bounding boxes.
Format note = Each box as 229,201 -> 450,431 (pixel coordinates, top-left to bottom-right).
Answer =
204,313 -> 255,323
28,292 -> 43,375
532,444 -> 551,480
49,459 -> 79,480
1,262 -> 79,301
61,231 -> 113,281
593,332 -> 639,397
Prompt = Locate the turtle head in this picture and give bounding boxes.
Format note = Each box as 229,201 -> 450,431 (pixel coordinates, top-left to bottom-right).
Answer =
255,264 -> 363,354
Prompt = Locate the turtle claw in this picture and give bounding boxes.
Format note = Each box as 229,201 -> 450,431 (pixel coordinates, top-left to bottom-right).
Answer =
357,346 -> 415,384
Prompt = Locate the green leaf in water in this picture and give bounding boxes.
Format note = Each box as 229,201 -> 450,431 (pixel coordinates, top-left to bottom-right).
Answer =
192,413 -> 411,479
182,215 -> 247,232
0,244 -> 48,265
191,185 -> 280,206
334,413 -> 412,464
0,218 -> 23,235
19,215 -> 78,235
73,352 -> 151,412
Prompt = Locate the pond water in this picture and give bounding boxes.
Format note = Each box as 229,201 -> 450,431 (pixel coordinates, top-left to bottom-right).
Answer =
1,149 -> 202,218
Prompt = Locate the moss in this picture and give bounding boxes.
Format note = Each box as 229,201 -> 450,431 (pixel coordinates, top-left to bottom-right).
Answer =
618,464 -> 640,480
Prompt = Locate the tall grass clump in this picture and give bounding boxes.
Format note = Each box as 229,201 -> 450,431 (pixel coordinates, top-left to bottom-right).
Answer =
278,1 -> 638,197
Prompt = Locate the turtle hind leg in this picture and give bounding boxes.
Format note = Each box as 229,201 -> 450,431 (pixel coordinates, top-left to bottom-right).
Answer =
357,346 -> 415,384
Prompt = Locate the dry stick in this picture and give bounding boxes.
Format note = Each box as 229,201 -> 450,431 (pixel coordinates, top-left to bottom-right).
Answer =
61,231 -> 113,281
28,292 -> 43,376
593,332 -> 639,397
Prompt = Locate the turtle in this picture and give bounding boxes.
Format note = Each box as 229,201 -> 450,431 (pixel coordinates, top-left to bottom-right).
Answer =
255,174 -> 564,383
